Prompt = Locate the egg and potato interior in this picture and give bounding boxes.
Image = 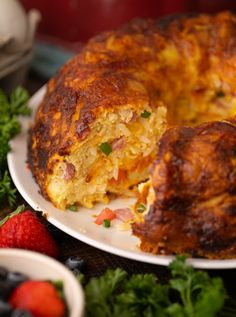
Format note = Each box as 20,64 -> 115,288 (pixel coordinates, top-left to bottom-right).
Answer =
46,104 -> 166,209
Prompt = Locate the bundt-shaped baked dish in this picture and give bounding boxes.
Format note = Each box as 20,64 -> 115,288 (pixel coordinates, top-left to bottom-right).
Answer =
29,11 -> 236,209
28,11 -> 236,258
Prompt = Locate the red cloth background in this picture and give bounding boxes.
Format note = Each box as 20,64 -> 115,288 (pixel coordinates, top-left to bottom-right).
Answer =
20,0 -> 236,43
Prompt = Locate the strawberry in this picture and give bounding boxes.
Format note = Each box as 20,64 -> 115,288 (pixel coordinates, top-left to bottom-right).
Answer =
9,280 -> 65,317
0,205 -> 59,258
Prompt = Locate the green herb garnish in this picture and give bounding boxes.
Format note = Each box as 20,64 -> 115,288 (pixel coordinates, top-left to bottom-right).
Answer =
0,87 -> 30,206
99,142 -> 112,156
216,91 -> 225,98
0,171 -> 17,207
9,87 -> 31,116
85,269 -> 127,317
85,256 -> 232,317
141,110 -> 151,118
168,255 -> 225,317
68,204 -> 78,212
103,219 -> 111,228
136,203 -> 146,213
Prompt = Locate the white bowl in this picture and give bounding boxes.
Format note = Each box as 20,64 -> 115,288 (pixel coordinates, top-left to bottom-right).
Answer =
0,248 -> 84,317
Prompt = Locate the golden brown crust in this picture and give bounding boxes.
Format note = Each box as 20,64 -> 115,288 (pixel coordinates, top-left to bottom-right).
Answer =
133,120 -> 236,258
28,12 -> 236,220
29,18 -> 163,198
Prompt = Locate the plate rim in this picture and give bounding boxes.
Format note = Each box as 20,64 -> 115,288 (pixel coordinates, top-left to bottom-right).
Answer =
7,85 -> 236,269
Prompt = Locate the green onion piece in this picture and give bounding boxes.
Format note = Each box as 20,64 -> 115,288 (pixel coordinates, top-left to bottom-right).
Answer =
216,91 -> 225,98
99,142 -> 112,156
141,110 -> 151,118
68,205 -> 78,212
136,203 -> 146,213
103,219 -> 111,228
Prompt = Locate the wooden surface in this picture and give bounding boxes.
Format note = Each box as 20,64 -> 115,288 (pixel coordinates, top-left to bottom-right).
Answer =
4,72 -> 236,297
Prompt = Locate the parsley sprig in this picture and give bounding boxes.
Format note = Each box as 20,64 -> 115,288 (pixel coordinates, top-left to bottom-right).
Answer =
0,87 -> 30,206
0,171 -> 17,207
86,269 -> 127,317
85,256 -> 235,317
168,256 -> 225,317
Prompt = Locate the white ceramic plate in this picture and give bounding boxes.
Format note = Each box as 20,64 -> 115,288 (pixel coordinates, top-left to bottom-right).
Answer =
7,86 -> 236,269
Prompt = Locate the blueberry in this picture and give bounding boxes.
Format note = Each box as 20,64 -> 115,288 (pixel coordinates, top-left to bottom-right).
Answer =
0,299 -> 12,316
0,272 -> 28,300
11,309 -> 33,317
65,256 -> 86,272
0,280 -> 13,300
7,272 -> 28,288
0,266 -> 8,280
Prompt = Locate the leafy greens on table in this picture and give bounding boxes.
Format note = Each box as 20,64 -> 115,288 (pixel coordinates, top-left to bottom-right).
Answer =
85,256 -> 236,317
0,87 -> 30,206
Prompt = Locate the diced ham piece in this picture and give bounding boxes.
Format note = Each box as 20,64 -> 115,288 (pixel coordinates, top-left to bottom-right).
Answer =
113,208 -> 134,222
111,136 -> 126,151
63,163 -> 76,181
129,112 -> 138,122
